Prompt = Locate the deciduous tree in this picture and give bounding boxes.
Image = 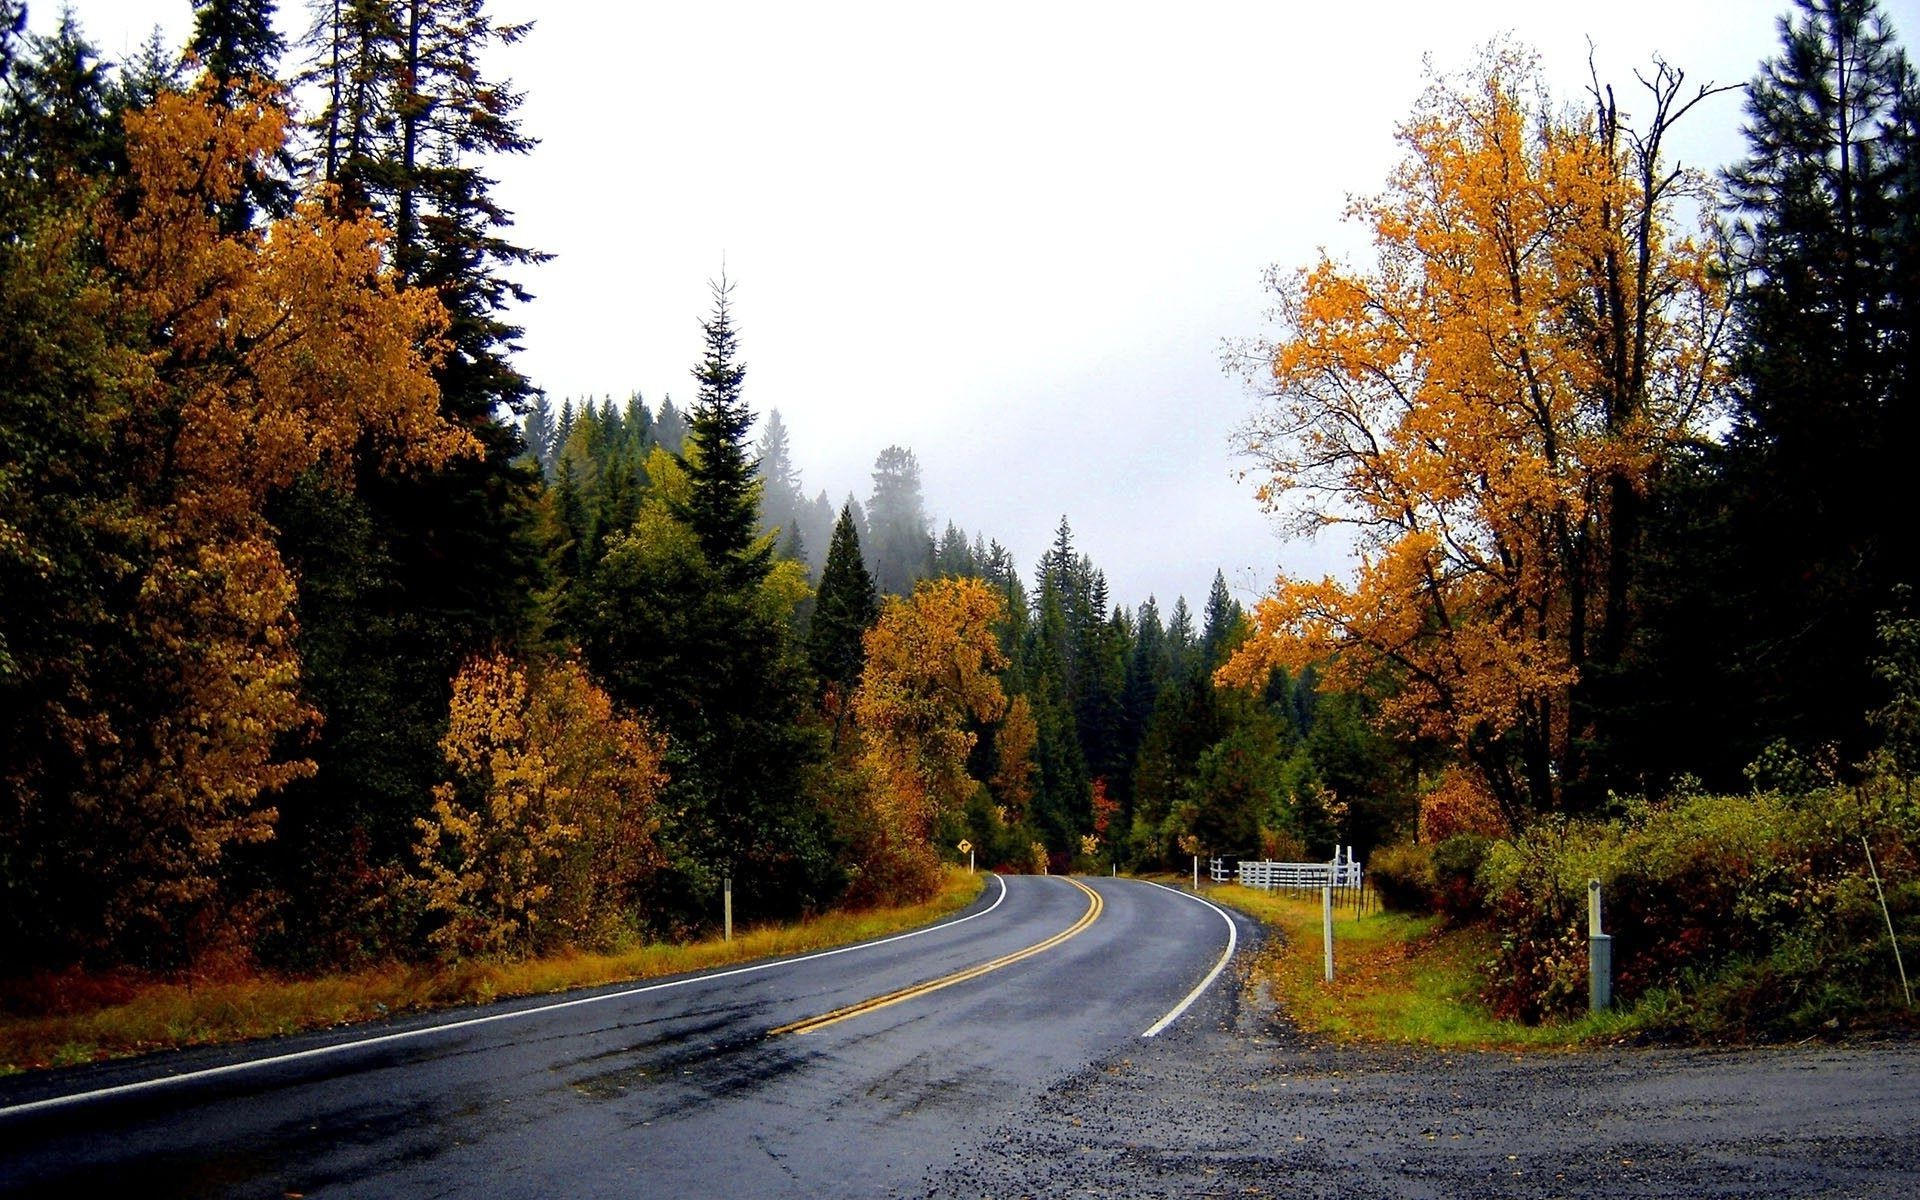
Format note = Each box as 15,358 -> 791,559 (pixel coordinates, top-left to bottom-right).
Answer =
1223,46 -> 1730,822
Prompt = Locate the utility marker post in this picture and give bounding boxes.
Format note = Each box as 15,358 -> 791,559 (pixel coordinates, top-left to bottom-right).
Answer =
1863,836 -> 1914,1008
1588,878 -> 1611,1012
1322,884 -> 1335,982
724,876 -> 733,943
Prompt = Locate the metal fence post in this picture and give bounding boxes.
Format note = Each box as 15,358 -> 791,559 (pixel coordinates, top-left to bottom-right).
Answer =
1588,878 -> 1611,1012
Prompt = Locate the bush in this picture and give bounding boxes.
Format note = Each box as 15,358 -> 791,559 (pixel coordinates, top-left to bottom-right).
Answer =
1430,834 -> 1492,916
1369,841 -> 1435,912
1478,784 -> 1920,1029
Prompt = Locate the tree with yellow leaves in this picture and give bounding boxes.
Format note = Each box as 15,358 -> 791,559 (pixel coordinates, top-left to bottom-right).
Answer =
1222,46 -> 1731,822
1,75 -> 463,964
849,577 -> 1011,901
413,654 -> 668,958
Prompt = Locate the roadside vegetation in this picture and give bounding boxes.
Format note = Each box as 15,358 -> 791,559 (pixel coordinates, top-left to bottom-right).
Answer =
0,870 -> 983,1076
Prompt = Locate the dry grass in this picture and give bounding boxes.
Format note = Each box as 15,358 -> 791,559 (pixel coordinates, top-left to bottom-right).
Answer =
1209,884 -> 1622,1049
0,870 -> 986,1075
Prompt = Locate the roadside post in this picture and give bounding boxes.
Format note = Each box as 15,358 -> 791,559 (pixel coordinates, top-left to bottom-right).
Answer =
1322,883 -> 1335,982
1589,878 -> 1611,1012
724,876 -> 733,943
1863,836 -> 1914,1008
1193,855 -> 1200,891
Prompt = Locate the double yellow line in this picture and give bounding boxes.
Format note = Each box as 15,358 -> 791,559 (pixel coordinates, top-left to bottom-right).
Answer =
770,877 -> 1104,1037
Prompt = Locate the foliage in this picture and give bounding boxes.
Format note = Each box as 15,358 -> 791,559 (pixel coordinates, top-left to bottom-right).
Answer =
848,578 -> 1011,901
1224,45 -> 1730,821
1367,842 -> 1436,913
1479,784 -> 1919,1028
808,501 -> 879,727
1418,767 -> 1510,844
1,76 -> 460,966
412,654 -> 667,959
678,276 -> 769,585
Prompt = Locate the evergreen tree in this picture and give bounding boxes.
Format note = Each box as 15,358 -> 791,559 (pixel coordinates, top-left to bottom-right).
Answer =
808,503 -> 879,710
935,520 -> 975,577
1200,569 -> 1243,670
113,27 -> 185,113
756,408 -> 806,558
654,395 -> 688,452
865,445 -> 932,595
0,9 -> 113,194
1614,0 -> 1919,788
678,275 -> 769,585
521,393 -> 555,475
189,0 -> 299,235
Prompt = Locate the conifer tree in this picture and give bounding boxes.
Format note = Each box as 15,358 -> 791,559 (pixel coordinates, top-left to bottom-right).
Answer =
866,445 -> 932,595
756,408 -> 806,557
809,503 -> 880,721
678,275 -> 769,585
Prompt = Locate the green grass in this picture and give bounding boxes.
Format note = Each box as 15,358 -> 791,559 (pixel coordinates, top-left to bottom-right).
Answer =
0,870 -> 986,1074
1208,884 -> 1635,1049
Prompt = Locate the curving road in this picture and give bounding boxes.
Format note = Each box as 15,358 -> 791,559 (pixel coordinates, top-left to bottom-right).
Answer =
0,875 -> 1245,1198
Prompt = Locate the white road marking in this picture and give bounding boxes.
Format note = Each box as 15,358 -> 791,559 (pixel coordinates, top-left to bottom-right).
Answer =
1138,881 -> 1239,1038
0,874 -> 1010,1119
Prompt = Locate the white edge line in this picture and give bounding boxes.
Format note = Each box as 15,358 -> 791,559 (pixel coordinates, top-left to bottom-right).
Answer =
0,874 -> 1010,1119
1139,881 -> 1238,1038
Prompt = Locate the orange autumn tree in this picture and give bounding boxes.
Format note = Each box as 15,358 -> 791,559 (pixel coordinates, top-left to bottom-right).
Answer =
1221,48 -> 1730,824
7,76 -> 466,959
414,655 -> 668,959
850,577 -> 1012,901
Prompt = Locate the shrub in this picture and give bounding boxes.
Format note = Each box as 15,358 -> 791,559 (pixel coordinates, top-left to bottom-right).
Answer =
412,655 -> 668,959
1369,841 -> 1435,912
1430,833 -> 1492,916
1478,784 -> 1919,1029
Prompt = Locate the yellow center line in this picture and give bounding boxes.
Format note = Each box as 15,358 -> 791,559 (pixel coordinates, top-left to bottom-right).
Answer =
769,877 -> 1104,1037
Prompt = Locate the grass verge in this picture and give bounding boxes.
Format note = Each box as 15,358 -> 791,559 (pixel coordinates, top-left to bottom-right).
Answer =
1207,884 -> 1634,1050
0,869 -> 986,1075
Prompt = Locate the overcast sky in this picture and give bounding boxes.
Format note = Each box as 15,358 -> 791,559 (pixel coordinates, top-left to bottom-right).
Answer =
39,1 -> 1920,611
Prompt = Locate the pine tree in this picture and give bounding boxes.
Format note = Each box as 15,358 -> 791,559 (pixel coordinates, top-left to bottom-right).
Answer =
809,504 -> 879,711
678,275 -> 768,586
756,408 -> 806,557
866,445 -> 932,596
1615,0 -> 1920,786
189,0 -> 298,235
654,396 -> 688,452
521,393 -> 555,475
0,10 -> 113,195
113,27 -> 186,113
1200,569 -> 1243,671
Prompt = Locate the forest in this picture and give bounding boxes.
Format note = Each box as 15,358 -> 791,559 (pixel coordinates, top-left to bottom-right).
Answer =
0,0 -> 1914,1029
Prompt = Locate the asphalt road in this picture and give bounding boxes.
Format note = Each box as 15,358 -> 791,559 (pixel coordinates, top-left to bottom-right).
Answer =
0,875 -> 1242,1198
7,877 -> 1917,1199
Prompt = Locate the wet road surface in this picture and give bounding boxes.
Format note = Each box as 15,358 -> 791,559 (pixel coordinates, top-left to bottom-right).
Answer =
0,875 -> 1241,1197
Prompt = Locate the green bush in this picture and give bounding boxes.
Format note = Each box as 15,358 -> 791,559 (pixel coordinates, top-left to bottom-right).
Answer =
1368,841 -> 1435,913
1430,834 -> 1492,916
1478,783 -> 1919,1030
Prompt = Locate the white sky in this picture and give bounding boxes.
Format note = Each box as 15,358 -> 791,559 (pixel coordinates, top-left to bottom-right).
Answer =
40,0 -> 1920,611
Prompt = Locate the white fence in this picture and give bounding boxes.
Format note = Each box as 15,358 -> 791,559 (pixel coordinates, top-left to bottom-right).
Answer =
1222,847 -> 1362,891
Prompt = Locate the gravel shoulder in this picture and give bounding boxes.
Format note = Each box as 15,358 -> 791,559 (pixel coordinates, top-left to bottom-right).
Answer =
929,924 -> 1920,1200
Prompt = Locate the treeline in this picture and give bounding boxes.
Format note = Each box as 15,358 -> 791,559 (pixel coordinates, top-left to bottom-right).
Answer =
513,374 -> 1405,882
0,0 -> 1376,984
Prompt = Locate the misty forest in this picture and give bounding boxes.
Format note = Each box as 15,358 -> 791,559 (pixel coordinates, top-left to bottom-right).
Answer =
1,0 -> 1917,1036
